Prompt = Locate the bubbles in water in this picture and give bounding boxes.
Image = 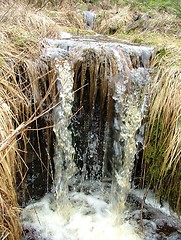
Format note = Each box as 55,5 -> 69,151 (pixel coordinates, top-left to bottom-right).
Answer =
22,183 -> 143,240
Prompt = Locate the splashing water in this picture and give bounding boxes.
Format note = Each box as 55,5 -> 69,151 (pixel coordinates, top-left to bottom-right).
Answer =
22,183 -> 143,240
22,36 -> 154,240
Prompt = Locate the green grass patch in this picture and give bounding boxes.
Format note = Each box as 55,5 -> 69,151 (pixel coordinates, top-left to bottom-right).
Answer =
122,0 -> 181,17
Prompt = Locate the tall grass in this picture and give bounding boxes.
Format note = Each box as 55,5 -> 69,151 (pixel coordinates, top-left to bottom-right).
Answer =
0,51 -> 30,239
0,98 -> 22,240
0,2 -> 59,239
0,48 -> 58,240
0,57 -> 58,239
142,53 -> 181,215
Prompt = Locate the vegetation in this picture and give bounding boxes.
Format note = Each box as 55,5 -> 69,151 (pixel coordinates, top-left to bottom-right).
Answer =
0,0 -> 180,239
122,0 -> 181,17
142,59 -> 181,215
0,47 -> 55,240
0,3 -> 59,239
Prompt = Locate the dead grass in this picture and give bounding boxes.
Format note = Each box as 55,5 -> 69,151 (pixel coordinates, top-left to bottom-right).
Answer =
0,57 -> 57,240
94,6 -> 133,34
144,11 -> 181,36
0,83 -> 25,239
0,2 -> 59,239
0,39 -> 60,238
141,52 -> 181,215
95,6 -> 181,37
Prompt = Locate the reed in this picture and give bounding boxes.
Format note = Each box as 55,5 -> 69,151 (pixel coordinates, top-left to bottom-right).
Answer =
0,98 -> 22,240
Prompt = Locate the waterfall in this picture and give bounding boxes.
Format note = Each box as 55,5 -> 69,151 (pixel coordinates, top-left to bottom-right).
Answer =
49,36 -> 153,211
53,59 -> 75,209
21,36 -> 154,240
83,11 -> 96,29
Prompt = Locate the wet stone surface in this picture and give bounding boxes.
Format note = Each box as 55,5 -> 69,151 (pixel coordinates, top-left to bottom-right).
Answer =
127,193 -> 181,240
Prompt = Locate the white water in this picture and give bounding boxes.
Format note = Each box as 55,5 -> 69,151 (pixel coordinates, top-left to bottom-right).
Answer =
83,11 -> 96,29
22,182 -> 143,240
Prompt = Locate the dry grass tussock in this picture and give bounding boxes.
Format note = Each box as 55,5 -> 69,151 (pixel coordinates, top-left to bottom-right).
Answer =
94,6 -> 133,34
142,52 -> 181,215
95,6 -> 181,37
141,10 -> 181,36
0,72 -> 27,239
0,2 -> 59,239
0,101 -> 21,240
0,55 -> 58,239
0,2 -> 64,54
0,1 -> 87,45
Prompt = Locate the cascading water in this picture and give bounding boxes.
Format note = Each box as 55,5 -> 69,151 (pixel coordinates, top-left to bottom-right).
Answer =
21,36 -> 156,240
83,11 -> 96,29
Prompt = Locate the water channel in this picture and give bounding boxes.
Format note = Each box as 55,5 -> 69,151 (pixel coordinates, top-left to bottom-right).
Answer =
21,36 -> 181,240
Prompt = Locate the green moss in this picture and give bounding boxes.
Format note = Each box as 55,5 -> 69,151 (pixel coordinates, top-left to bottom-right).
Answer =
157,47 -> 167,58
144,117 -> 166,183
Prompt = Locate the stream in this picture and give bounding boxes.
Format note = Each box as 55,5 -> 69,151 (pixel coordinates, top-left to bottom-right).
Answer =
21,35 -> 181,240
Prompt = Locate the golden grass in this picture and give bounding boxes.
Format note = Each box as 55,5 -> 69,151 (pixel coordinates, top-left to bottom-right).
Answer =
0,86 -> 25,240
142,53 -> 181,215
0,58 -> 57,240
95,6 -> 180,37
144,11 -> 181,36
0,2 -> 59,238
94,6 -> 133,34
0,1 -> 67,57
0,38 -> 60,238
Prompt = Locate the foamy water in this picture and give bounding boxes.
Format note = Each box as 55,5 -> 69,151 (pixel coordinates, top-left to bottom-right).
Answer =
22,183 -> 143,240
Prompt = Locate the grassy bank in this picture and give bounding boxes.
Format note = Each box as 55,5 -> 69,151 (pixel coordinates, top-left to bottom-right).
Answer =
141,57 -> 180,215
0,2 -> 59,239
0,0 -> 180,239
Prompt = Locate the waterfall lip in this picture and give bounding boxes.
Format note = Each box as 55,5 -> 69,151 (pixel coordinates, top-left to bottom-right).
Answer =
45,35 -> 145,46
43,36 -> 155,59
45,36 -> 154,50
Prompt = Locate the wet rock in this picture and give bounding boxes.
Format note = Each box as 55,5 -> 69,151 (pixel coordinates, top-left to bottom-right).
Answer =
156,219 -> 181,236
22,227 -> 45,240
127,192 -> 181,240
